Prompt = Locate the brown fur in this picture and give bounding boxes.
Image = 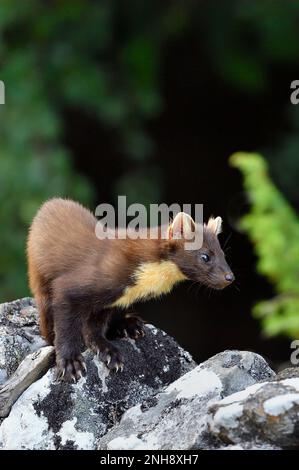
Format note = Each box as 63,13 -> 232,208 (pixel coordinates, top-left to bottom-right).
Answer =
27,198 -> 234,381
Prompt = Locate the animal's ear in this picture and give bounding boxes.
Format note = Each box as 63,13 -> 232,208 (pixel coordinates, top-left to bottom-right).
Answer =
207,216 -> 222,236
168,212 -> 195,239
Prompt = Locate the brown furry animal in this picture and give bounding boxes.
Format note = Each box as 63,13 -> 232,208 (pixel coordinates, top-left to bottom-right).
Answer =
27,198 -> 234,382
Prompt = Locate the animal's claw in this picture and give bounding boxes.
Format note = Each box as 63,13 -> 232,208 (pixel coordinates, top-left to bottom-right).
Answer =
55,355 -> 87,383
108,314 -> 146,341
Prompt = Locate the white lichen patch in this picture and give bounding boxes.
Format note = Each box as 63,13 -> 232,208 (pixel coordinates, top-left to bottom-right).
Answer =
212,403 -> 244,429
93,356 -> 110,392
0,404 -> 52,450
0,371 -> 54,449
58,417 -> 95,449
263,393 -> 299,416
108,432 -> 159,450
74,375 -> 87,390
180,349 -> 193,363
145,324 -> 157,335
0,368 -> 7,385
126,337 -> 141,353
121,404 -> 142,423
108,434 -> 143,450
166,367 -> 222,399
281,378 -> 299,391
221,444 -> 245,450
218,382 -> 264,406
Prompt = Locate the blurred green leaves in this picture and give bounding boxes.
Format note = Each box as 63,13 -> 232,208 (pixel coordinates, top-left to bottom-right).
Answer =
230,152 -> 299,339
0,1 -> 185,300
1,0 -> 299,304
200,0 -> 299,92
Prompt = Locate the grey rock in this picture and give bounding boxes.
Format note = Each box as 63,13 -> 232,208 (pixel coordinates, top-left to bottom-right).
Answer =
275,367 -> 299,381
0,346 -> 55,418
0,298 -> 46,385
217,442 -> 281,450
98,350 -> 276,450
199,350 -> 275,396
99,366 -> 223,450
208,375 -> 299,448
0,321 -> 196,450
0,297 -> 291,451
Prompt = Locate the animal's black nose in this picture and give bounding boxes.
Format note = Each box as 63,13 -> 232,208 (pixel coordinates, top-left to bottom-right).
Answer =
225,273 -> 234,283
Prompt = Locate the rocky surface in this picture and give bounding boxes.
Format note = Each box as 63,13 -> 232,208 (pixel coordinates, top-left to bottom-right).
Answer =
196,350 -> 275,395
0,298 -> 45,385
0,299 -> 195,449
0,298 -> 299,450
0,346 -> 54,418
98,350 -> 275,450
208,370 -> 299,448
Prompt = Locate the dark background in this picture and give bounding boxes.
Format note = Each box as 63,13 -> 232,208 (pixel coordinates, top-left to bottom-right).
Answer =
2,0 -> 299,367
63,26 -> 297,367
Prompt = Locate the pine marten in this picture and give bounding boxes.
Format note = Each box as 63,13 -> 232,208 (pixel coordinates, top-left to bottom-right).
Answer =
27,198 -> 234,382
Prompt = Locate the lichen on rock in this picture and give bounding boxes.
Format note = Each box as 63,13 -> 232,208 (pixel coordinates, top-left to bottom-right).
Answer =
0,299 -> 196,450
1,298 -> 299,450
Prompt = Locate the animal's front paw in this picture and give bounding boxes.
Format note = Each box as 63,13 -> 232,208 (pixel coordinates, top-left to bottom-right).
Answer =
109,314 -> 146,340
99,344 -> 124,372
55,354 -> 87,383
91,340 -> 124,372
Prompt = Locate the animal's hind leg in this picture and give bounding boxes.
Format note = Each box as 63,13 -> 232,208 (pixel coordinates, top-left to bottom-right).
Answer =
107,312 -> 145,340
84,310 -> 124,371
28,256 -> 54,344
36,293 -> 55,345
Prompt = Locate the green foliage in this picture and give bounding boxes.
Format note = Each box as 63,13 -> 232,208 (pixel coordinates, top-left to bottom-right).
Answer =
2,0 -> 299,303
0,1 -> 189,301
230,152 -> 299,338
200,0 -> 299,209
200,0 -> 299,93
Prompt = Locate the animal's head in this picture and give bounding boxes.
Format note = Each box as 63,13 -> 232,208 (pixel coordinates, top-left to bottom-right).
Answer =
167,212 -> 234,289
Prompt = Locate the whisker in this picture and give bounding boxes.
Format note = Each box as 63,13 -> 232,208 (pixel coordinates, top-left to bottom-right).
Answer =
188,281 -> 198,295
223,232 -> 232,250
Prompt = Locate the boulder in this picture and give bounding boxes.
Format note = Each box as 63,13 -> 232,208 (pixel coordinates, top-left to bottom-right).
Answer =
198,350 -> 275,396
0,301 -> 196,449
0,346 -> 55,418
208,369 -> 299,449
0,298 -> 46,385
1,297 -> 298,451
98,350 -> 275,450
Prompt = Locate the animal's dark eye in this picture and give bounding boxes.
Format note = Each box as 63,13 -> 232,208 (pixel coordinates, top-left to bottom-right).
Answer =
200,253 -> 210,263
